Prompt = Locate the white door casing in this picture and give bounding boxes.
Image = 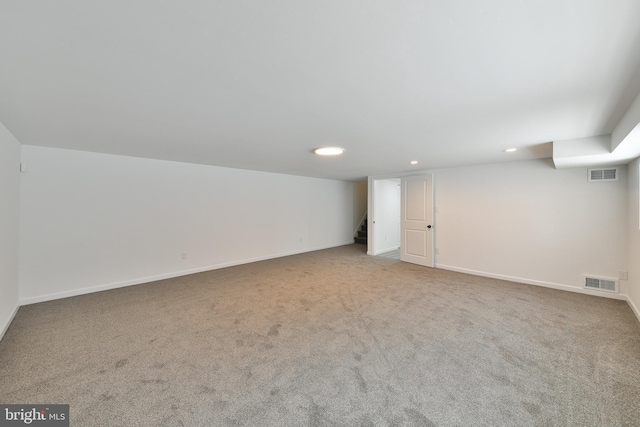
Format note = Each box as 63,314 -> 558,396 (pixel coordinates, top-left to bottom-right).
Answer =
400,174 -> 434,267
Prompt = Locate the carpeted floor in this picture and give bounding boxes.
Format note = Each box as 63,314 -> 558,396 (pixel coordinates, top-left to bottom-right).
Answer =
1,244 -> 639,426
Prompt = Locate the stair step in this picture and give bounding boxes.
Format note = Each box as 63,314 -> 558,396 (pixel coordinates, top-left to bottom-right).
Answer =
354,236 -> 367,245
357,230 -> 367,238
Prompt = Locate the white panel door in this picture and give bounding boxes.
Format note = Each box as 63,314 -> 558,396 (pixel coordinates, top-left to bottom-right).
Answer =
401,174 -> 434,267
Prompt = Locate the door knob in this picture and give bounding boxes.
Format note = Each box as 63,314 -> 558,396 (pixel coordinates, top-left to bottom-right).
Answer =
427,225 -> 432,229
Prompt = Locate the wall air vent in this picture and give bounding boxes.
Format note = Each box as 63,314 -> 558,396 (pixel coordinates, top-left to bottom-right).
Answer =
588,168 -> 618,182
583,275 -> 619,293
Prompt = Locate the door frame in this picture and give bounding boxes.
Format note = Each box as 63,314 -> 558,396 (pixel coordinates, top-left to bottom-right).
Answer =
367,172 -> 436,259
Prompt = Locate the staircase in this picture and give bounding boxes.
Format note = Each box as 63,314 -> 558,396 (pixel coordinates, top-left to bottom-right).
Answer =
354,218 -> 367,245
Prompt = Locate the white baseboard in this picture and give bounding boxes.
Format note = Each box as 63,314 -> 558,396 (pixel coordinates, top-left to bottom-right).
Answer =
626,295 -> 640,323
372,246 -> 400,256
0,303 -> 20,342
436,264 -> 628,301
20,241 -> 354,306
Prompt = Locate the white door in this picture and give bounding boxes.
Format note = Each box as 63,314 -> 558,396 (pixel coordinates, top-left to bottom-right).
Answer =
401,174 -> 434,267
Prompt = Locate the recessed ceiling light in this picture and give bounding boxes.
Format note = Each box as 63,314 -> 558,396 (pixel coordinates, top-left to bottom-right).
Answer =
314,147 -> 344,156
504,148 -> 517,152
410,160 -> 418,165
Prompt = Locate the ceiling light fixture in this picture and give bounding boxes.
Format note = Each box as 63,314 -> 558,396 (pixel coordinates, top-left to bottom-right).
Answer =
410,160 -> 418,165
314,147 -> 345,156
504,148 -> 517,152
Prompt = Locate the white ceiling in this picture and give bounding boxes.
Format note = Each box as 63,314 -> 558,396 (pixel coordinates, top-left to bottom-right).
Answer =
2,0 -> 640,181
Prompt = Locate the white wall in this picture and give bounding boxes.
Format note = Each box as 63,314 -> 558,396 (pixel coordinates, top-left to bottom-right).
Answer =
19,146 -> 354,303
433,159 -> 628,296
0,122 -> 21,339
372,178 -> 401,254
627,158 -> 640,320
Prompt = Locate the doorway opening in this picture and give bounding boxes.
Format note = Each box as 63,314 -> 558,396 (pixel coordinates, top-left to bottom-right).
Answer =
368,178 -> 401,257
368,174 -> 435,266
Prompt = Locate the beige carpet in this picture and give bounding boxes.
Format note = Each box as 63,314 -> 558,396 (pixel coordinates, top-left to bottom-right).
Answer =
1,244 -> 639,426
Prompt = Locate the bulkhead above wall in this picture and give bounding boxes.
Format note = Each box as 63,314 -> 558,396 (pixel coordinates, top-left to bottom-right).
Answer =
553,90 -> 640,169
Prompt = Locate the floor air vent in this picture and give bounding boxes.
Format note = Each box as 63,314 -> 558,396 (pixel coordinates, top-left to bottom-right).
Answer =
583,275 -> 619,293
588,168 -> 618,182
